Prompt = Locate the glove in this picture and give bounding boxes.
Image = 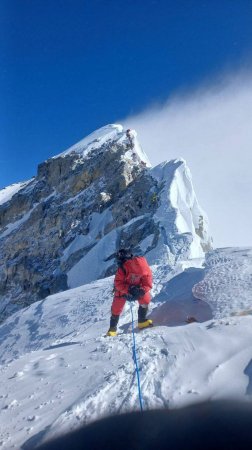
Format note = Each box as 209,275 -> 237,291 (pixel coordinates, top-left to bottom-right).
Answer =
128,285 -> 145,300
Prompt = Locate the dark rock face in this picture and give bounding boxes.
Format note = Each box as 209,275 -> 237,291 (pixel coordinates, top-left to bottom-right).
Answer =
0,136 -> 152,321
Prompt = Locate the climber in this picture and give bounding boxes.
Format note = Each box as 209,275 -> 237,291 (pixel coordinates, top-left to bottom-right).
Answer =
106,249 -> 153,336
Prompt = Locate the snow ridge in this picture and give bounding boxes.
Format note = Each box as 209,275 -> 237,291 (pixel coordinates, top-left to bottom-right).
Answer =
54,124 -> 151,167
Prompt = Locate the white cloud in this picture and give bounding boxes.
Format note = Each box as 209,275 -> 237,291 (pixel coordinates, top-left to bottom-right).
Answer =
121,71 -> 252,248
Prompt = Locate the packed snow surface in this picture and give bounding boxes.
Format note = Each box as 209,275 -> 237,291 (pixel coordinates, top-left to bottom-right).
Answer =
0,248 -> 252,449
193,247 -> 252,318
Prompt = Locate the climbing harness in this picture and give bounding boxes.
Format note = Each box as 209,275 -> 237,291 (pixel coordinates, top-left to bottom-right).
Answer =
129,302 -> 144,411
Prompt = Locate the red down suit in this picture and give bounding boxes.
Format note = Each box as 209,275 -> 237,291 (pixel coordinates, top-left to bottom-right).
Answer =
112,256 -> 153,316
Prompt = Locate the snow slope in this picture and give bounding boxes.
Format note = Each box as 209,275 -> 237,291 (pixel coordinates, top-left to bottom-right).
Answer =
193,247 -> 252,318
1,248 -> 252,449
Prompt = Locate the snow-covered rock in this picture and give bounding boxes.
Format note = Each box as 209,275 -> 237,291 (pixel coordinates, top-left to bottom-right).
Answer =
0,180 -> 32,206
0,124 -> 211,322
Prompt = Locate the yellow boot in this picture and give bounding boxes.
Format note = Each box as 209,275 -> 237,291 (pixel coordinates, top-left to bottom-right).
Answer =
138,319 -> 153,329
106,330 -> 117,337
106,314 -> 119,337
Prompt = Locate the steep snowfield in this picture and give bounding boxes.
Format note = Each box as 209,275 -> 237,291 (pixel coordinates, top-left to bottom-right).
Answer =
0,248 -> 252,449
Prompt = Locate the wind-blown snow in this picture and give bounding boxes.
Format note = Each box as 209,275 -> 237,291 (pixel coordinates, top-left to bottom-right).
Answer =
0,248 -> 252,449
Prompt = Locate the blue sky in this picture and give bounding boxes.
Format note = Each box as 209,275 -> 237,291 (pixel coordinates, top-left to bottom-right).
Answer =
1,0 -> 252,189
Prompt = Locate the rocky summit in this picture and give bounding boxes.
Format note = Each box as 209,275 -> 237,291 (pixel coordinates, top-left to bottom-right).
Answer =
0,124 -> 212,322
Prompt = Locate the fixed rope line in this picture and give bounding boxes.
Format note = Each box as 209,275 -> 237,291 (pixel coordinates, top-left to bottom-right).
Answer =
129,301 -> 144,412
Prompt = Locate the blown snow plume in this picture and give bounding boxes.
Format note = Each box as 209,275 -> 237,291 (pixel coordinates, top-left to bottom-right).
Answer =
0,124 -> 211,322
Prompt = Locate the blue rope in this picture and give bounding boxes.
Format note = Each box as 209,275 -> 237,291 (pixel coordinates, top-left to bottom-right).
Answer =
129,302 -> 144,411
